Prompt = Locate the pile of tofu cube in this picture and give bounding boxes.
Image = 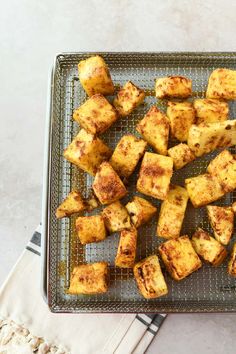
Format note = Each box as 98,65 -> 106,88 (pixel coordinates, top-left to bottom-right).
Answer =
56,55 -> 236,299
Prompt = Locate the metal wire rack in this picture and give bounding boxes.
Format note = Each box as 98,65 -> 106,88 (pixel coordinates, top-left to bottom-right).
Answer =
43,52 -> 236,313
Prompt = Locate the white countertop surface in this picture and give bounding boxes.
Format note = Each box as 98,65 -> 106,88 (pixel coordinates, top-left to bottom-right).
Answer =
0,0 -> 236,353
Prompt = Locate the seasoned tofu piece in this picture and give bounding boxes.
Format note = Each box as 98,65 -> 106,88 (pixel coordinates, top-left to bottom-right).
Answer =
102,201 -> 131,233
207,150 -> 236,193
192,228 -> 227,266
168,143 -> 196,170
206,68 -> 236,100
136,106 -> 169,155
188,120 -> 236,157
194,98 -> 228,124
76,215 -> 106,245
115,227 -> 137,268
126,196 -> 157,228
92,162 -> 127,205
137,152 -> 173,200
68,262 -> 108,294
185,173 -> 224,208
110,134 -> 147,181
228,243 -> 236,276
56,191 -> 86,219
133,255 -> 168,299
63,129 -> 112,176
207,205 -> 234,245
159,236 -> 202,281
78,55 -> 114,96
232,202 -> 236,213
157,185 -> 189,239
167,101 -> 196,142
155,76 -> 192,99
113,81 -> 145,117
73,94 -> 118,134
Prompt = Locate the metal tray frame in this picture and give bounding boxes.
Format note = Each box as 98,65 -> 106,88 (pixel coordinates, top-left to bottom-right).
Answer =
42,52 -> 236,313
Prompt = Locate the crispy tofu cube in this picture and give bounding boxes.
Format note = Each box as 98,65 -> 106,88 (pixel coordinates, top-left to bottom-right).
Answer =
185,173 -> 224,208
232,202 -> 236,213
113,81 -> 145,117
194,98 -> 228,124
92,162 -> 127,205
68,262 -> 108,294
167,143 -> 195,170
159,236 -> 202,281
157,185 -> 189,239
206,68 -> 236,100
126,196 -> 157,228
76,215 -> 106,245
228,243 -> 236,276
78,55 -> 114,96
136,106 -> 169,155
207,150 -> 236,193
63,129 -> 112,176
191,228 -> 227,266
110,134 -> 147,180
102,201 -> 131,233
188,120 -> 236,157
207,206 -> 234,245
115,227 -> 137,268
56,191 -> 86,219
166,101 -> 196,142
133,255 -> 168,299
73,94 -> 118,134
155,76 -> 192,99
137,152 -> 173,200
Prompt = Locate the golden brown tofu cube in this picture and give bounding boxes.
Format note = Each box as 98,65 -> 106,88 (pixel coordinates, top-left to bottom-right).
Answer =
102,201 -> 131,233
188,120 -> 236,157
133,255 -> 168,299
191,228 -> 227,266
68,262 -> 108,294
56,191 -> 86,219
136,106 -> 169,155
126,196 -> 157,228
228,243 -> 236,276
73,94 -> 118,134
194,98 -> 229,124
155,76 -> 192,99
110,134 -> 147,180
157,185 -> 189,239
159,236 -> 202,281
63,129 -> 112,176
167,143 -> 196,170
185,173 -> 224,208
92,162 -> 127,205
207,150 -> 236,193
232,202 -> 236,213
78,55 -> 114,97
113,81 -> 145,117
206,68 -> 236,100
207,205 -> 234,245
166,101 -> 195,142
76,215 -> 106,245
137,152 -> 173,200
115,227 -> 137,268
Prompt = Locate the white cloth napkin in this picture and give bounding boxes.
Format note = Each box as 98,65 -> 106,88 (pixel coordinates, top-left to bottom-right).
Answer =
0,225 -> 166,354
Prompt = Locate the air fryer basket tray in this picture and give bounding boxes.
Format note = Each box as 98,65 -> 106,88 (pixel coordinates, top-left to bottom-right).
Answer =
42,52 -> 236,313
